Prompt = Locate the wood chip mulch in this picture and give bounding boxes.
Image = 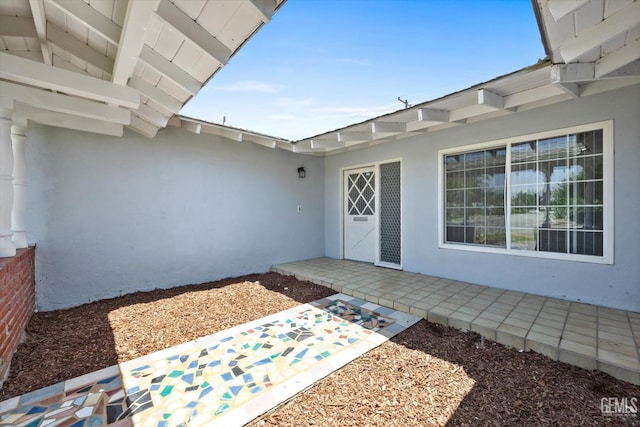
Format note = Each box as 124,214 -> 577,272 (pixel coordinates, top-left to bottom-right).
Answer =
1,272 -> 638,426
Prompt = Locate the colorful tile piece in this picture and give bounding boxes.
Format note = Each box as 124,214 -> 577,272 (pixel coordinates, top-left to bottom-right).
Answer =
0,294 -> 420,427
314,299 -> 394,331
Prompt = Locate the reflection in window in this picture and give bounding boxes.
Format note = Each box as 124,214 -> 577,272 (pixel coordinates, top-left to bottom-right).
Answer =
445,148 -> 506,247
444,128 -> 605,258
511,130 -> 603,256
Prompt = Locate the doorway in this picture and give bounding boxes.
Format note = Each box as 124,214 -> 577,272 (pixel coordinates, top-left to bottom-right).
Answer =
342,161 -> 402,268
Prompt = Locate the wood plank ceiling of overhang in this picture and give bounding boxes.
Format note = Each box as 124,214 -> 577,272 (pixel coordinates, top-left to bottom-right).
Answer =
0,0 -> 285,139
535,0 -> 640,92
1,0 -> 638,155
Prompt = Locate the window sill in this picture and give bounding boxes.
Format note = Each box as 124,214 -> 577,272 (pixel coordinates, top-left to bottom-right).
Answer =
438,242 -> 613,265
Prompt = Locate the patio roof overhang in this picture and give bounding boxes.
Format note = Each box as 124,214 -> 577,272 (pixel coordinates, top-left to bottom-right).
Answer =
1,1 -> 637,154
0,0 -> 286,138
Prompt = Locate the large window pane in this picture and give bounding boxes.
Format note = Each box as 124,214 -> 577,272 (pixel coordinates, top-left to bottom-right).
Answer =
444,147 -> 505,247
510,129 -> 604,255
443,127 -> 606,260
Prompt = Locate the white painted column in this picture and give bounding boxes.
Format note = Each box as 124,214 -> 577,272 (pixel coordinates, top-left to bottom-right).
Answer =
0,113 -> 16,257
11,124 -> 28,248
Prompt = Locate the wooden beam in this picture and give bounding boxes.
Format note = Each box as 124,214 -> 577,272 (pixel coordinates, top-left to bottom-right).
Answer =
181,120 -> 201,134
47,23 -> 114,74
337,131 -> 371,143
371,121 -> 406,133
155,0 -> 232,65
0,81 -> 130,124
247,0 -> 275,23
548,0 -> 588,22
553,82 -> 581,98
595,40 -> 640,78
134,103 -> 169,128
0,52 -> 139,108
14,103 -> 123,136
128,115 -> 159,138
559,1 -> 640,63
550,63 -> 595,83
507,93 -> 572,114
550,64 -> 583,98
166,116 -> 181,127
139,45 -> 201,95
448,104 -> 499,122
112,0 -> 158,85
418,108 -> 448,123
478,88 -> 504,110
310,139 -> 339,149
503,84 -> 565,109
48,0 -> 122,45
371,121 -> 406,140
598,59 -> 640,79
128,76 -> 181,113
0,16 -> 37,38
221,129 -> 243,142
28,0 -> 52,65
275,141 -> 295,152
406,108 -> 449,132
580,75 -> 640,98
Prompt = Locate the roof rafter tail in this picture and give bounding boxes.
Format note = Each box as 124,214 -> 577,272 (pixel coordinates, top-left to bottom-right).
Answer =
155,0 -> 232,66
128,115 -> 159,138
595,40 -> 640,79
0,52 -> 139,108
14,103 -> 123,136
0,81 -> 131,125
139,45 -> 201,95
48,0 -> 122,45
247,0 -> 276,23
128,76 -> 181,113
112,0 -> 159,85
28,0 -> 52,65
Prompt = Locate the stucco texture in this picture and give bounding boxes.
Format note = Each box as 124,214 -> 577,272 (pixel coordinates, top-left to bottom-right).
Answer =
324,85 -> 640,311
26,126 -> 324,310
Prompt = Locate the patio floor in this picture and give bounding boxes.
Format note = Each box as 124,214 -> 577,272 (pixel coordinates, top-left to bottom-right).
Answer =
272,257 -> 640,386
0,294 -> 419,427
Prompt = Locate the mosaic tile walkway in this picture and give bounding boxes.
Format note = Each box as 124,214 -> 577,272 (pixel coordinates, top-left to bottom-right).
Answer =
0,294 -> 420,427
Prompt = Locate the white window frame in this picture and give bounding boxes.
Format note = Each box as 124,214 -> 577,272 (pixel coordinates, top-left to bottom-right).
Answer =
438,120 -> 614,264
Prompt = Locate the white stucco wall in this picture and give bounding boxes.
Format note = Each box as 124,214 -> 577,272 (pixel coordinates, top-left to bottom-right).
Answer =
26,126 -> 324,311
324,85 -> 640,312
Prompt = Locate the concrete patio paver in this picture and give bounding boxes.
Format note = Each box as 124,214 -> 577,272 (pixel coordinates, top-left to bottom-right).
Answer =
273,257 -> 640,385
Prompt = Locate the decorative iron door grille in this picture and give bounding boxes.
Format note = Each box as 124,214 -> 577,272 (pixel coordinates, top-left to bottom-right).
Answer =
379,162 -> 401,265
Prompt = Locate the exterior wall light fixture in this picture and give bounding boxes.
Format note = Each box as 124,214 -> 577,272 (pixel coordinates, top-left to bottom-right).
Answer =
297,167 -> 306,178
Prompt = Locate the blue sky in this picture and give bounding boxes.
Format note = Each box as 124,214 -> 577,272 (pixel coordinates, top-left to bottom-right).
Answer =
180,0 -> 546,141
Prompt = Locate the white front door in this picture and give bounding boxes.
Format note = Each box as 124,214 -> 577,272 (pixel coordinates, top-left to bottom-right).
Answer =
343,167 -> 376,262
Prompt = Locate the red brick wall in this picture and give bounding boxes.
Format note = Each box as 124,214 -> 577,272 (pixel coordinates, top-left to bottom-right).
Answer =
0,247 -> 35,385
